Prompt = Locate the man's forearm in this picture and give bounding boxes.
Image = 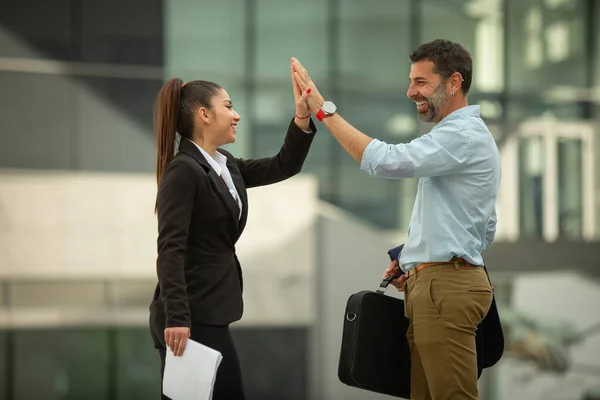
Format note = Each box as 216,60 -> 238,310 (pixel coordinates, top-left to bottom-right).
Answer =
322,114 -> 374,163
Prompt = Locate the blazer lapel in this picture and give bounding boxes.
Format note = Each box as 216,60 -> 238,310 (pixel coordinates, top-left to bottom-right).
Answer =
227,156 -> 248,232
208,173 -> 242,227
179,139 -> 240,228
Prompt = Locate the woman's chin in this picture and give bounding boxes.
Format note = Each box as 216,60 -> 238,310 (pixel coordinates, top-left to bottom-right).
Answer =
219,132 -> 236,146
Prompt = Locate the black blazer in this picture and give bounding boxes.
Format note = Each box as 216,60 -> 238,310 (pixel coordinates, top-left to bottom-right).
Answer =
150,118 -> 316,333
387,244 -> 504,377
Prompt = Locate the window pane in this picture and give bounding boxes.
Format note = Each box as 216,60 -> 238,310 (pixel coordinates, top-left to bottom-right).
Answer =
421,0 -> 504,94
256,0 -> 328,84
335,92 -> 414,229
519,137 -> 544,238
13,328 -> 109,400
115,328 -> 161,400
420,1 -> 479,58
557,138 -> 583,239
506,0 -> 588,95
335,0 -> 412,229
253,0 -> 330,195
164,0 -> 248,157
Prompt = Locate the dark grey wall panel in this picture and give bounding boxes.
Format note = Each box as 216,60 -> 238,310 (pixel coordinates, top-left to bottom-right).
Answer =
233,327 -> 308,400
0,0 -> 163,172
484,240 -> 600,279
0,330 -> 7,400
75,77 -> 160,172
0,0 -> 74,60
80,0 -> 163,66
0,72 -> 75,169
0,0 -> 163,66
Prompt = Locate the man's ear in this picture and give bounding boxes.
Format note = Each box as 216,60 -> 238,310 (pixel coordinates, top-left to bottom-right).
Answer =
450,72 -> 463,94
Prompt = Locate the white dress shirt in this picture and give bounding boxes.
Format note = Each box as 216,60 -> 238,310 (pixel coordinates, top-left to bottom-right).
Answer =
191,142 -> 242,220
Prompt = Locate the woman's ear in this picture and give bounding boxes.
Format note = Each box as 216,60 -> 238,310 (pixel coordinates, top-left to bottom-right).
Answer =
198,106 -> 211,124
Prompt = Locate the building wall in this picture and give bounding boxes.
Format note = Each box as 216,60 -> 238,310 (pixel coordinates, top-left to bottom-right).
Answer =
1,0 -> 598,236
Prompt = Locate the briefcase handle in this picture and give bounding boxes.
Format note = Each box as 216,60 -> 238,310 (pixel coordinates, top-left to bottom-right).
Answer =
375,274 -> 401,294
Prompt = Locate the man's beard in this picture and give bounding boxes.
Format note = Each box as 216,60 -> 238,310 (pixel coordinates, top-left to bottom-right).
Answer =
418,84 -> 449,123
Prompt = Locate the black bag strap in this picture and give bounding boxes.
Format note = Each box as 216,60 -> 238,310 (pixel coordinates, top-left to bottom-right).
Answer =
376,275 -> 401,294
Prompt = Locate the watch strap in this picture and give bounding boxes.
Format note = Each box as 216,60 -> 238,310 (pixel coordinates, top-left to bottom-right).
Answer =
316,109 -> 326,121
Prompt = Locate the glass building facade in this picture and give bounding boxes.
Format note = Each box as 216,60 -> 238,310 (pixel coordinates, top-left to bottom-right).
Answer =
1,0 -> 599,235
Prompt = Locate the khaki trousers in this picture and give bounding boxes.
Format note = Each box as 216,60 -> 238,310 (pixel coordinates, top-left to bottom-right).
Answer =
404,262 -> 493,400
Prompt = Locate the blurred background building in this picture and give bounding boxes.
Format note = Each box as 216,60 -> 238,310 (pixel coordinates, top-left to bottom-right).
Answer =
1,0 -> 599,399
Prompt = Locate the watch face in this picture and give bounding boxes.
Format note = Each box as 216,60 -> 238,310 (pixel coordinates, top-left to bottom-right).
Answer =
322,101 -> 337,114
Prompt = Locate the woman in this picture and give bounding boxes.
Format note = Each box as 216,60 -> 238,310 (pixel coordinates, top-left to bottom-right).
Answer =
148,62 -> 316,399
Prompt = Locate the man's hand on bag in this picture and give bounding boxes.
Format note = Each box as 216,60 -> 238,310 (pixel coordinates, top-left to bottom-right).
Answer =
164,327 -> 191,357
382,259 -> 407,292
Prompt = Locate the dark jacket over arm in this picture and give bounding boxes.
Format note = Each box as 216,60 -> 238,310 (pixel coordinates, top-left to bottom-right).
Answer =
150,118 -> 317,332
155,161 -> 197,328
233,117 -> 317,188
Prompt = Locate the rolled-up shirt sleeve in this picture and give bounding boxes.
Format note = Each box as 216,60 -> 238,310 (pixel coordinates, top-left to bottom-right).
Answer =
360,120 -> 471,178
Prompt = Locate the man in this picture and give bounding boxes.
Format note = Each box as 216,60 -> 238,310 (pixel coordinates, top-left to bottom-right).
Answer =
292,39 -> 501,400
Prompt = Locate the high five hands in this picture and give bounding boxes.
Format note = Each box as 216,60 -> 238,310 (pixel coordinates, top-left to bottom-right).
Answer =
291,57 -> 325,115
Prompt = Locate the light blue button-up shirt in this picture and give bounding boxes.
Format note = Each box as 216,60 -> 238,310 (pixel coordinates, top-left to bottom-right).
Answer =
361,105 -> 501,271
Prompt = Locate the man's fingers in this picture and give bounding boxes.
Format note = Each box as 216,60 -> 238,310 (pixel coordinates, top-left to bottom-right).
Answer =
383,260 -> 406,291
383,260 -> 400,279
292,59 -> 311,83
392,275 -> 407,291
294,72 -> 309,90
293,59 -> 311,82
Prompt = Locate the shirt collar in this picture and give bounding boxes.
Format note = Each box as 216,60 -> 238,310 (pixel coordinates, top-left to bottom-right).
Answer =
190,141 -> 222,176
213,151 -> 229,169
437,105 -> 480,125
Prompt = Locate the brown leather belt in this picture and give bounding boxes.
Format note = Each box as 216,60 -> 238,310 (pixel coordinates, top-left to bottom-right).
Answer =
406,257 -> 476,278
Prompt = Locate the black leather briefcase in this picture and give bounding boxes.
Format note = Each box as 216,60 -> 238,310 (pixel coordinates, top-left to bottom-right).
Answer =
338,276 -> 410,399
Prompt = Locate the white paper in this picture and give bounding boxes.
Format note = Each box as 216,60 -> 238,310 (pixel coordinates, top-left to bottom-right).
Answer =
163,339 -> 223,400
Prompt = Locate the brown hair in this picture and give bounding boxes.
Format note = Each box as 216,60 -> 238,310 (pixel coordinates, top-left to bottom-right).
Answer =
410,39 -> 473,95
154,78 -> 223,185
